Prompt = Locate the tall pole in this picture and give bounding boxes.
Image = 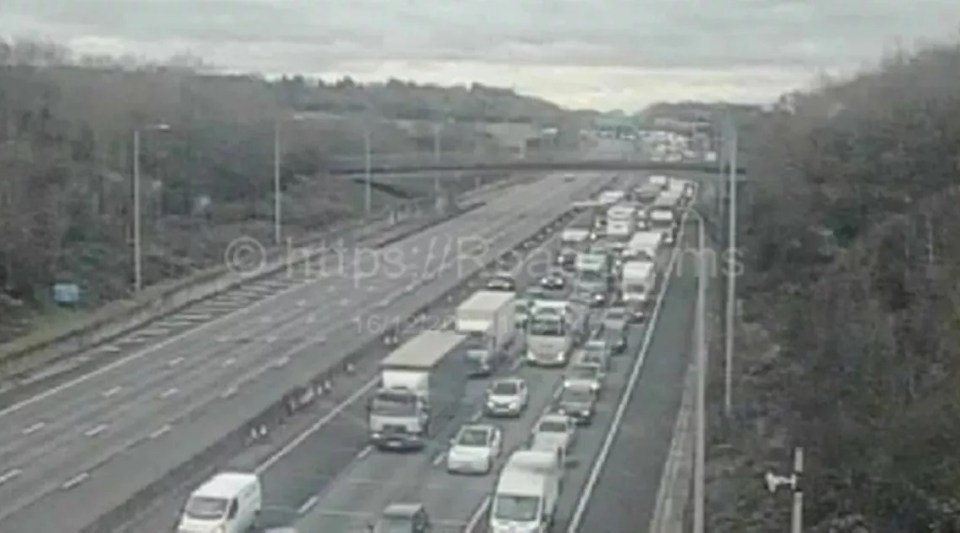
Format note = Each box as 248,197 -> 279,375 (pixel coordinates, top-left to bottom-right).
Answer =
273,121 -> 282,245
133,129 -> 142,293
693,212 -> 707,533
364,128 -> 372,216
433,123 -> 441,196
724,121 -> 737,419
792,447 -> 804,533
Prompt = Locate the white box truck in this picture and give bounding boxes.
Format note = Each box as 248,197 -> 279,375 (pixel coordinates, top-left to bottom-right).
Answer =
624,231 -> 664,263
367,330 -> 468,450
456,290 -> 517,376
560,227 -> 590,245
621,260 -> 656,322
489,450 -> 561,533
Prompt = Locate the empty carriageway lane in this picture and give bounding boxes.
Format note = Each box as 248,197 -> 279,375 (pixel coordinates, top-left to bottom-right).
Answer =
0,174 -> 601,533
561,193 -> 700,533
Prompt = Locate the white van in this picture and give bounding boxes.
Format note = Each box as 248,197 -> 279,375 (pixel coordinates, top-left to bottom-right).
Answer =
490,450 -> 561,533
177,472 -> 261,533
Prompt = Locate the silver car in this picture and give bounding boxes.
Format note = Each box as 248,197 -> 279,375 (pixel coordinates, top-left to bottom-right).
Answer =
484,378 -> 528,417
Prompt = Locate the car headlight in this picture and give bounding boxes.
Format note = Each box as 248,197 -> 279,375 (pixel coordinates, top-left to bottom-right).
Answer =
213,526 -> 226,533
563,380 -> 572,388
591,383 -> 600,391
557,351 -> 566,360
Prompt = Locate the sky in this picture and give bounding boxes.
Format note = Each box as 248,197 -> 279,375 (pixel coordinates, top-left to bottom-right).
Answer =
1,0 -> 958,111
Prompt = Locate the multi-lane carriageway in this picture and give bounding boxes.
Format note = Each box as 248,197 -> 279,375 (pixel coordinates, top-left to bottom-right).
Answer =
280,176 -> 699,533
0,172 -> 612,533
125,172 -> 699,533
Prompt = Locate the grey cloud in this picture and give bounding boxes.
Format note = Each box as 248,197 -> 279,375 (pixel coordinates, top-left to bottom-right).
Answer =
1,0 -> 957,72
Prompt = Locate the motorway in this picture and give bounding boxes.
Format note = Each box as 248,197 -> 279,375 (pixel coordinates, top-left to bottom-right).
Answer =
133,172 -> 697,533
0,172 -> 605,533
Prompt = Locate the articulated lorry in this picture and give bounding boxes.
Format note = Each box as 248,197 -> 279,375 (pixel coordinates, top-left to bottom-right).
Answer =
367,330 -> 468,450
455,290 -> 517,376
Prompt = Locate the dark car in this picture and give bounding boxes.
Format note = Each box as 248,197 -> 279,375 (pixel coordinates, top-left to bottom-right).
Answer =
603,307 -> 629,354
540,272 -> 566,291
485,272 -> 516,291
555,385 -> 597,425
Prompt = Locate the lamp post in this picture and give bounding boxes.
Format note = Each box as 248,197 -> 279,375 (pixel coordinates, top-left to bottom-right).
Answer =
764,447 -> 804,533
364,128 -> 372,216
723,117 -> 738,419
133,123 -> 171,293
272,114 -> 310,245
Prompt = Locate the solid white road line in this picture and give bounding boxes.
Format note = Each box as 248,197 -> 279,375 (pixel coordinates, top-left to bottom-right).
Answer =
465,496 -> 491,533
297,495 -> 319,515
565,202 -> 693,532
255,377 -> 380,474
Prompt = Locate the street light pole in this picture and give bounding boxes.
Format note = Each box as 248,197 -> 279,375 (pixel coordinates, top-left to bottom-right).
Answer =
132,123 -> 170,294
763,447 -> 804,533
692,208 -> 707,533
273,121 -> 282,245
364,128 -> 372,216
433,122 -> 441,197
724,121 -> 738,419
133,129 -> 142,294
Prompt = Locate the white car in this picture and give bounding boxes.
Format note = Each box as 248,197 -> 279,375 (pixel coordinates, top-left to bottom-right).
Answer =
447,424 -> 503,474
531,413 -> 576,455
485,377 -> 529,417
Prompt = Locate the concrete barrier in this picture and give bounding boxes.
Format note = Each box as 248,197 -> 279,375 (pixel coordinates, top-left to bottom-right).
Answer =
0,177 -> 520,381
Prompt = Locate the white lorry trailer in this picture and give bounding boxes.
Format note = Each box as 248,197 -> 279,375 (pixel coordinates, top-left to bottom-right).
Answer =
489,450 -> 561,533
456,290 -> 517,376
621,260 -> 657,322
368,330 -> 468,450
560,227 -> 590,245
624,231 -> 664,262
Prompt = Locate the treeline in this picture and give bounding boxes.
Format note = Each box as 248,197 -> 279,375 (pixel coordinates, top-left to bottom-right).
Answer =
710,39 -> 960,531
0,37 -> 573,339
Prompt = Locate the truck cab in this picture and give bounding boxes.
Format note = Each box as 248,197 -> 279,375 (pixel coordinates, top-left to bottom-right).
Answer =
368,387 -> 430,450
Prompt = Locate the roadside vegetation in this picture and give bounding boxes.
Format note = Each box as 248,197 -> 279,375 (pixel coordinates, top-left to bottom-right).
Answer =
706,39 -> 960,531
0,38 -> 584,343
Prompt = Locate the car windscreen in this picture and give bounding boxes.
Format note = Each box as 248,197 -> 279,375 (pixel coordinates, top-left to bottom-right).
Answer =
457,428 -> 490,447
491,381 -> 518,395
561,388 -> 593,403
377,516 -> 415,533
493,495 -> 540,522
538,420 -> 567,433
184,496 -> 228,520
529,317 -> 564,336
568,366 -> 598,379
371,392 -> 417,416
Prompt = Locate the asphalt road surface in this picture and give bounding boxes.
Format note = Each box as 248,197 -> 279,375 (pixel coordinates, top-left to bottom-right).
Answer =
0,173 -> 605,533
566,208 -> 698,533
271,176 -> 699,533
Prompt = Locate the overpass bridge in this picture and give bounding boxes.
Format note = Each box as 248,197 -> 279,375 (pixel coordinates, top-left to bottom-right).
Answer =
322,151 -> 747,178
